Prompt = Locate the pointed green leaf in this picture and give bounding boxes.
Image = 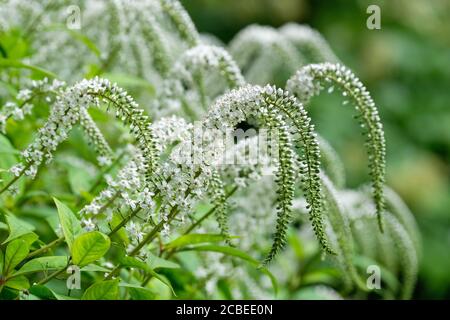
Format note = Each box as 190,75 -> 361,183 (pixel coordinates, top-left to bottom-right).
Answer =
5,275 -> 29,290
81,264 -> 110,273
146,252 -> 180,270
146,268 -> 176,296
110,213 -> 130,245
29,285 -> 56,300
164,233 -> 233,249
120,283 -> 155,300
118,254 -> 176,296
81,279 -> 119,300
3,213 -> 35,244
53,292 -> 79,300
119,254 -> 149,272
18,232 -> 39,246
14,256 -> 69,277
4,239 -> 30,275
0,58 -> 57,78
72,231 -> 110,267
54,198 -> 82,251
29,285 -> 78,300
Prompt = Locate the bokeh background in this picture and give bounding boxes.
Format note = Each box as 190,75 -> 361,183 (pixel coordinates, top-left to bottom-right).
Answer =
182,0 -> 450,299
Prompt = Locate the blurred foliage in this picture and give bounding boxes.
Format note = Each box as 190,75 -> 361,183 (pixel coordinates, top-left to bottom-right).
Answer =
182,0 -> 450,299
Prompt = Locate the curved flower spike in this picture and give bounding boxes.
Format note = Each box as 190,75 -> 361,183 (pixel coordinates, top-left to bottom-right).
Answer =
287,63 -> 386,231
6,77 -> 158,191
159,0 -> 200,47
1,78 -> 113,166
204,84 -> 334,264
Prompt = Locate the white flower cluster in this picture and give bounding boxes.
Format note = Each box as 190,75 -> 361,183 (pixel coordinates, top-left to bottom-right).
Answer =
79,116 -> 196,241
151,115 -> 193,154
160,0 -> 200,47
10,77 -> 158,184
178,45 -> 245,87
79,151 -> 149,230
0,78 -> 65,133
79,108 -> 113,166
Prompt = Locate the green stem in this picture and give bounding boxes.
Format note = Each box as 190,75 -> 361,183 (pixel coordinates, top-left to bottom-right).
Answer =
184,186 -> 237,235
26,236 -> 64,259
37,267 -> 67,285
97,191 -> 120,215
108,207 -> 142,237
0,163 -> 31,195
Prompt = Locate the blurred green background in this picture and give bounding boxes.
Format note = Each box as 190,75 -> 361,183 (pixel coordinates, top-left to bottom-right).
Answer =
182,0 -> 450,299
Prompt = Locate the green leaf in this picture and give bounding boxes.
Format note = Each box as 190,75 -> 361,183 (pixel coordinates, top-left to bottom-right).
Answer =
18,232 -> 39,247
81,279 -> 119,300
52,292 -> 79,300
72,231 -> 110,267
146,252 -> 180,270
4,239 -> 30,275
28,285 -> 77,300
81,264 -> 111,273
118,254 -> 176,296
0,58 -> 57,78
119,255 -> 149,272
182,245 -> 278,295
14,256 -> 68,277
164,233 -> 233,249
109,213 -> 130,245
5,275 -> 29,290
146,268 -> 176,296
120,283 -> 155,300
2,212 -> 35,244
54,198 -> 82,251
0,249 -> 4,275
29,285 -> 57,300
